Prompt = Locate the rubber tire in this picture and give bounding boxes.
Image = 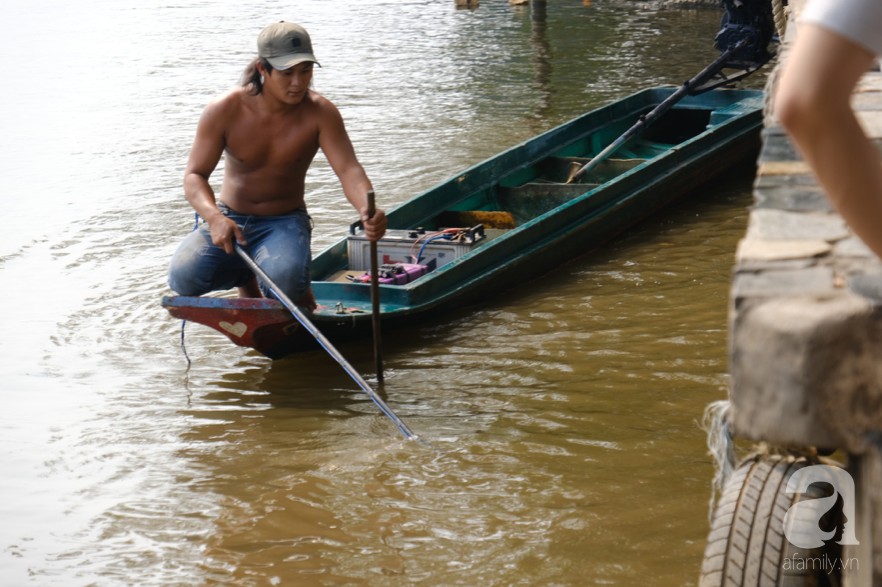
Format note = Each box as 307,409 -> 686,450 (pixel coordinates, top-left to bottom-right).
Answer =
699,455 -> 841,587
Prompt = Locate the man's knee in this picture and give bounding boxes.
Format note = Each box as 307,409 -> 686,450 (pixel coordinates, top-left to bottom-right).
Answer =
168,259 -> 209,296
168,233 -> 212,296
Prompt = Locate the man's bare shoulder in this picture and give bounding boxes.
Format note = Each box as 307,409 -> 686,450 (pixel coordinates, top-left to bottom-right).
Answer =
305,90 -> 344,121
201,87 -> 253,122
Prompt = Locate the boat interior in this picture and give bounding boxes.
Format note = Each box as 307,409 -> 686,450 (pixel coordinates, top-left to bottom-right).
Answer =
314,90 -> 760,290
429,107 -> 712,232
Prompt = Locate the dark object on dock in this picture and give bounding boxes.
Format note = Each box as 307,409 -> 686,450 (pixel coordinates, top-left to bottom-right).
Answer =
715,0 -> 776,65
163,87 -> 763,359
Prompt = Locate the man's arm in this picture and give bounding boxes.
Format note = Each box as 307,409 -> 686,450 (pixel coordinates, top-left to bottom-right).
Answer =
775,24 -> 882,257
317,101 -> 387,241
183,98 -> 247,254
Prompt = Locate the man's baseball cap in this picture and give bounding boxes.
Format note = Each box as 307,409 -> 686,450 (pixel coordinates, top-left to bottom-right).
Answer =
257,21 -> 321,70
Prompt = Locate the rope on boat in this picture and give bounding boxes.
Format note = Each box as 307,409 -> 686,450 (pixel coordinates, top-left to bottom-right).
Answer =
702,400 -> 737,523
771,0 -> 788,43
178,212 -> 201,366
180,319 -> 191,366
762,0 -> 792,127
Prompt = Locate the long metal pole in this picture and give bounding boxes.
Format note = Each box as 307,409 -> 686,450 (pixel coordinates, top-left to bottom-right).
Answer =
568,39 -> 747,183
234,243 -> 417,441
367,190 -> 384,383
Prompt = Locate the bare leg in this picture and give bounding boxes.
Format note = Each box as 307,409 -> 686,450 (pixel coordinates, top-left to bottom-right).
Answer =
237,275 -> 263,299
293,287 -> 317,313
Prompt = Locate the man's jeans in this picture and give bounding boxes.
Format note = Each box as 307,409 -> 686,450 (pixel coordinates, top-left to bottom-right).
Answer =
168,202 -> 313,301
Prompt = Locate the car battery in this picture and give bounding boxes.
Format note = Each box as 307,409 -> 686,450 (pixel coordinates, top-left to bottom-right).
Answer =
347,224 -> 485,271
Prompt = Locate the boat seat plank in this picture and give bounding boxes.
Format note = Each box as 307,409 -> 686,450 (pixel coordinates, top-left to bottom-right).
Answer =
496,183 -> 599,225
535,157 -> 645,184
629,139 -> 672,158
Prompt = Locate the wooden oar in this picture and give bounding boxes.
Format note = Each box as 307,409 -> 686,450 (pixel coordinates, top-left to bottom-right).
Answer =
234,243 -> 418,441
367,190 -> 384,383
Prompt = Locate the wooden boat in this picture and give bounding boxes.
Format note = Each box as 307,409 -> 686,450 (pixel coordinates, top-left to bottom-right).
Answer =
163,87 -> 763,359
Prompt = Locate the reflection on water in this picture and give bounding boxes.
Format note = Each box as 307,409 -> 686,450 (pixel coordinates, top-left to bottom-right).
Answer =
530,1 -> 554,128
0,1 -> 765,585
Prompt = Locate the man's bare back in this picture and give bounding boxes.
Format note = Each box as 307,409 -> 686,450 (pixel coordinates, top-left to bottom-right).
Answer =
168,21 -> 386,307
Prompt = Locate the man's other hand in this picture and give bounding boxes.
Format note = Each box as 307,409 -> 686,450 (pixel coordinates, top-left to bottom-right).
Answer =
362,208 -> 387,242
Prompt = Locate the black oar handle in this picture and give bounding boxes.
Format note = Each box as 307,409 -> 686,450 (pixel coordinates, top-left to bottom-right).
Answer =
367,190 -> 384,383
234,243 -> 417,440
367,189 -> 376,219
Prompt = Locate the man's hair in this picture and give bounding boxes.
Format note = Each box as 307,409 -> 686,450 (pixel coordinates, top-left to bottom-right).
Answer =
241,57 -> 273,95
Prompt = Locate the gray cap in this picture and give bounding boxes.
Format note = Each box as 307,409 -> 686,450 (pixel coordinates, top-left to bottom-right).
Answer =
257,22 -> 320,70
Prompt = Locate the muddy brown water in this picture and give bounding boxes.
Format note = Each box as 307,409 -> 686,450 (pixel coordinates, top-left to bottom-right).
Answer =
0,1 -> 766,585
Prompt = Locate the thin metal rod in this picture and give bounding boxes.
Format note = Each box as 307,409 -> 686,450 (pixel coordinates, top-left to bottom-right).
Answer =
569,39 -> 748,183
234,243 -> 417,441
367,190 -> 384,383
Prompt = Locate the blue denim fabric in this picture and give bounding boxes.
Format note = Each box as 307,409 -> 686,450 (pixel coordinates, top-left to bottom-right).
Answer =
168,202 -> 313,301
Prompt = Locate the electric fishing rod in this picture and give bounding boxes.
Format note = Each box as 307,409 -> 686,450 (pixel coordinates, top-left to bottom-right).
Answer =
568,37 -> 751,184
234,243 -> 418,441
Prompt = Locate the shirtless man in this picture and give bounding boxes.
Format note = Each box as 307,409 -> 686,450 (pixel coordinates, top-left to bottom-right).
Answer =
168,21 -> 386,311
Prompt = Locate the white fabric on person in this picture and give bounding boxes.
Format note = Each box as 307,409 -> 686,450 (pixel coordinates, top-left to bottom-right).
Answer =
802,0 -> 882,56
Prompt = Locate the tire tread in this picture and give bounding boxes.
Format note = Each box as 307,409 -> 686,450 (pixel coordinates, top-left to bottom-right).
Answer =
698,455 -> 836,587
